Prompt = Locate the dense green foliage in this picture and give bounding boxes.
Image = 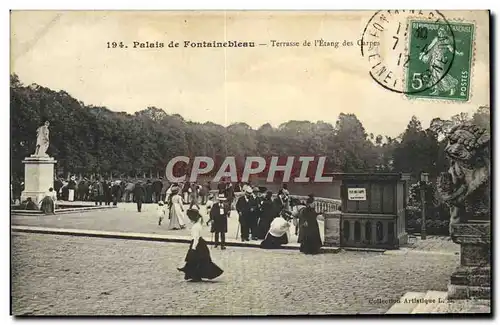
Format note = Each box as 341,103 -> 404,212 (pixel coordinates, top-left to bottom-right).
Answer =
10,74 -> 490,184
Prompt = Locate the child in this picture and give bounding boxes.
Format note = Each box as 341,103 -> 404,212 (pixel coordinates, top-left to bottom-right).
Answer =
209,194 -> 230,250
157,201 -> 166,226
205,194 -> 214,216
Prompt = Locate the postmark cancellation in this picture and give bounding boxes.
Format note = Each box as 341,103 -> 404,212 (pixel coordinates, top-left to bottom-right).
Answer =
360,10 -> 476,102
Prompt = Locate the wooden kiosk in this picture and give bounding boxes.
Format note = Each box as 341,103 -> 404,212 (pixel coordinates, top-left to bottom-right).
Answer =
323,173 -> 411,249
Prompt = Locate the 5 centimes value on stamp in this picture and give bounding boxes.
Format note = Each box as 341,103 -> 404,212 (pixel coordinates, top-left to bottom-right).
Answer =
360,10 -> 457,95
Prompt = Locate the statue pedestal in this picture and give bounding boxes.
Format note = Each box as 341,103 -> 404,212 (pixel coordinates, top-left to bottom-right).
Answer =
20,156 -> 57,207
448,222 -> 491,300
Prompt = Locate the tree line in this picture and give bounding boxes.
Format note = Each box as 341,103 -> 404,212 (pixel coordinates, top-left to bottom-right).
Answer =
10,74 -> 490,184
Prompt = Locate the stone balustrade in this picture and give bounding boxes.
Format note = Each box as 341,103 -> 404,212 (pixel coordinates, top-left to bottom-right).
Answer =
208,190 -> 341,213
332,213 -> 398,249
324,211 -> 398,248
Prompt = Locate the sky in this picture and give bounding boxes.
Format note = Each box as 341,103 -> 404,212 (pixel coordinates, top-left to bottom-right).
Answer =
10,10 -> 490,137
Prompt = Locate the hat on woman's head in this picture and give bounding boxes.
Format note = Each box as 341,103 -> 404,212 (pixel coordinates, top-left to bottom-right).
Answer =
171,186 -> 180,194
245,187 -> 253,194
158,201 -> 164,206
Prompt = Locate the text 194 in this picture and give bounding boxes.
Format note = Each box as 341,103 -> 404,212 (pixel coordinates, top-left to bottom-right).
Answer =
107,42 -> 127,49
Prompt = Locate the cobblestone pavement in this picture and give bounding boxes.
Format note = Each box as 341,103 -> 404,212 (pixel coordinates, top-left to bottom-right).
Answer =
11,232 -> 459,316
405,235 -> 459,253
12,202 -> 323,245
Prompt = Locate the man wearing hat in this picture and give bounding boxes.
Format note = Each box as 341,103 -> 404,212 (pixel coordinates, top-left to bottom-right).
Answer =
111,180 -> 122,207
68,175 -> 77,202
133,181 -> 146,212
236,187 -> 259,241
209,194 -> 230,249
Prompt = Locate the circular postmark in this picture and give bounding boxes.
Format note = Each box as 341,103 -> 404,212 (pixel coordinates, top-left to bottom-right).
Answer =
360,10 -> 457,94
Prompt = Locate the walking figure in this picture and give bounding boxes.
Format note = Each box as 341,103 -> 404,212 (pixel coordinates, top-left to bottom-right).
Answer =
157,201 -> 166,226
177,206 -> 224,282
209,194 -> 230,250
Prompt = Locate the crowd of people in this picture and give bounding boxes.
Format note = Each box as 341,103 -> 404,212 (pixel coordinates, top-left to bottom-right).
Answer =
162,181 -> 323,255
12,175 -> 324,282
11,175 -> 215,209
176,183 -> 324,282
12,175 -> 324,255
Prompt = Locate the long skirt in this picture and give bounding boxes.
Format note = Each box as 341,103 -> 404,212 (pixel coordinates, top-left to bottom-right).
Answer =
300,223 -> 322,255
168,203 -> 186,230
40,196 -> 55,214
68,189 -> 75,201
260,232 -> 288,249
178,238 -> 224,281
256,217 -> 272,240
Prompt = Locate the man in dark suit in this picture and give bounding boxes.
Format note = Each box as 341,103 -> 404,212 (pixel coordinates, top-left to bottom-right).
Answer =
103,180 -> 112,205
111,181 -> 122,206
145,180 -> 153,203
152,178 -> 163,203
236,187 -> 259,241
134,181 -> 146,212
93,180 -> 104,206
209,194 -> 231,250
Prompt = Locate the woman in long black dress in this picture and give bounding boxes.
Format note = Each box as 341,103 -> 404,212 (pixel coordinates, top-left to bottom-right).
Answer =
299,196 -> 322,255
256,191 -> 274,239
177,206 -> 224,282
40,188 -> 56,215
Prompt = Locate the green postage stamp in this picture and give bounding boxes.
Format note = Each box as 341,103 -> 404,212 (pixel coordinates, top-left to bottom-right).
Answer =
406,20 -> 475,101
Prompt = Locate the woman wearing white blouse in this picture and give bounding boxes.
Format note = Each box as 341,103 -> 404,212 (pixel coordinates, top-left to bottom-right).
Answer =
177,206 -> 224,282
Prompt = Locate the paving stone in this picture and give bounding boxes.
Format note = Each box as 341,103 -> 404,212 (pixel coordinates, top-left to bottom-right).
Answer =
11,232 -> 459,315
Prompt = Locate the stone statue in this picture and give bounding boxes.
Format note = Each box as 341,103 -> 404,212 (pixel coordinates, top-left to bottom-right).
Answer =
34,120 -> 50,157
437,123 -> 490,233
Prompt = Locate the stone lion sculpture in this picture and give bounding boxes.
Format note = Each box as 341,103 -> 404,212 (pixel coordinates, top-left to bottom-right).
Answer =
437,123 -> 490,233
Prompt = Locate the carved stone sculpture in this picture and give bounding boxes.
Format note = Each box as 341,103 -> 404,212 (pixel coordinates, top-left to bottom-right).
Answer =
34,120 -> 50,157
437,123 -> 490,233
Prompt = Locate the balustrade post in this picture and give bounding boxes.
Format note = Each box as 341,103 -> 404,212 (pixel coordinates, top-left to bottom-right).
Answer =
360,220 -> 366,242
371,222 -> 377,244
349,220 -> 355,243
382,220 -> 389,244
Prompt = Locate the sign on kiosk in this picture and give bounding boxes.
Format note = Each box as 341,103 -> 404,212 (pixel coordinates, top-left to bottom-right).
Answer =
348,188 -> 366,201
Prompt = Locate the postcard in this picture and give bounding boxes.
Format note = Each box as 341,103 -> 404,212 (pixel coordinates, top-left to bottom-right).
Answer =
10,10 -> 491,316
